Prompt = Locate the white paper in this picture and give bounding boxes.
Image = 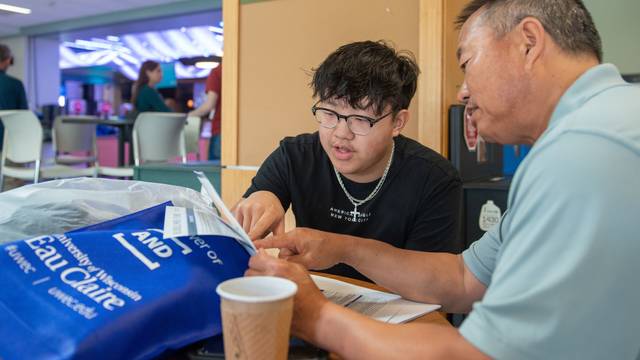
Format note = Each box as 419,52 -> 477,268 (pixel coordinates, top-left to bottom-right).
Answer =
312,275 -> 441,324
163,206 -> 245,241
159,171 -> 257,255
194,171 -> 257,254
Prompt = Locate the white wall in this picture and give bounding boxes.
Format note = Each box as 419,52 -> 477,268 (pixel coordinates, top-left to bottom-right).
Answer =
584,0 -> 640,74
29,35 -> 61,107
1,35 -> 61,109
1,36 -> 29,98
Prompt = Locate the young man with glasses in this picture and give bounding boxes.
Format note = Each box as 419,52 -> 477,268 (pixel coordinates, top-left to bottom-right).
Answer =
233,40 -> 462,281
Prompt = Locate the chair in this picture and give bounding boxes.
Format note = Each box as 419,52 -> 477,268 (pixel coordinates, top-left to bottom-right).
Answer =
97,112 -> 187,177
97,164 -> 134,178
132,112 -> 187,166
52,115 -> 98,170
185,116 -> 202,160
0,110 -> 96,191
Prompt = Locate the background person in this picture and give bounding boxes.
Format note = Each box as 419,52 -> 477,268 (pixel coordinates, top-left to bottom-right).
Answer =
188,63 -> 222,160
0,44 -> 28,151
131,60 -> 171,113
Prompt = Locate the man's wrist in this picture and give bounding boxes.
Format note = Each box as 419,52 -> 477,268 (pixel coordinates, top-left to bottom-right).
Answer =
308,301 -> 347,354
338,235 -> 360,267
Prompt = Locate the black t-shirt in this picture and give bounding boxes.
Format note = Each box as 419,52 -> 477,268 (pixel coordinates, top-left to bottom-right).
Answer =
245,133 -> 463,281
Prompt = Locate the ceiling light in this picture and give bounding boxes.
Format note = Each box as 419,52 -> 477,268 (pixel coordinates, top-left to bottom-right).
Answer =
195,61 -> 219,69
0,3 -> 31,14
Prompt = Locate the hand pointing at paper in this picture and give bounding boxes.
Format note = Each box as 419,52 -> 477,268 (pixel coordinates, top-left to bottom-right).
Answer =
254,228 -> 357,271
231,191 -> 286,240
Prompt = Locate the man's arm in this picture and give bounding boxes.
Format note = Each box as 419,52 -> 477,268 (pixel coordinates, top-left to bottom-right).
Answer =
247,251 -> 489,359
344,238 -> 486,313
315,302 -> 488,360
188,91 -> 218,118
255,230 -> 486,313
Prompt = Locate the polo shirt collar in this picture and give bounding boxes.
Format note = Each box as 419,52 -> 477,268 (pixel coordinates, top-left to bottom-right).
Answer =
547,63 -> 625,130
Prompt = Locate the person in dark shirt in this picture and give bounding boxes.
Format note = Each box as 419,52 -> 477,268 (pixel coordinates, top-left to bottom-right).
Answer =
233,41 -> 462,281
131,60 -> 171,113
0,44 -> 28,150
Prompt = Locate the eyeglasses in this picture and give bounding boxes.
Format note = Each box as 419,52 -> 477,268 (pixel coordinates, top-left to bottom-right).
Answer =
311,102 -> 393,136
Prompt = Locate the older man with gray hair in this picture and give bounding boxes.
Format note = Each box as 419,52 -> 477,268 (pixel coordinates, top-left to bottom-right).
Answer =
0,43 -> 29,150
247,0 -> 640,358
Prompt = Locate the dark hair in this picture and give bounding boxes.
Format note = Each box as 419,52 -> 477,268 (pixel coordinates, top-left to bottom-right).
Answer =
131,60 -> 160,105
0,44 -> 12,62
311,40 -> 420,116
455,0 -> 602,62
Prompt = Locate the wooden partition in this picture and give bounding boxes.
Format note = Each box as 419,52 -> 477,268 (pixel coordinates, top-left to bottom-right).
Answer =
221,0 -> 465,211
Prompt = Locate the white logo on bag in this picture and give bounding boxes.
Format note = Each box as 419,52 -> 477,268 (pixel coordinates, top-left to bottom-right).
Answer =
112,229 -> 194,271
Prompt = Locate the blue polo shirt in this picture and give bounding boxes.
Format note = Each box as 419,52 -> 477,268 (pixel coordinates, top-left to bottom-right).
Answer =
460,64 -> 640,359
0,69 -> 28,149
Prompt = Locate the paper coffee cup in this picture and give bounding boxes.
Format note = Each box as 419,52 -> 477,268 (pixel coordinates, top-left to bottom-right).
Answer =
216,276 -> 298,360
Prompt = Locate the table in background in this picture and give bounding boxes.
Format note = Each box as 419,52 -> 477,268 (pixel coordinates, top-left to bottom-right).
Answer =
61,117 -> 134,167
133,161 -> 221,192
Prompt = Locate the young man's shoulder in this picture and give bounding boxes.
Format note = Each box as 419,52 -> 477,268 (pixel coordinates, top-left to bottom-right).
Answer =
396,135 -> 461,181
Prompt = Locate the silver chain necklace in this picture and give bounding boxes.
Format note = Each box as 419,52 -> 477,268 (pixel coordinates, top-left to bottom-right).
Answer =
334,141 -> 395,221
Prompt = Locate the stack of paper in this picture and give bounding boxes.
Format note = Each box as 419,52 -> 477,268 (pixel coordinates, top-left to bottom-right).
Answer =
312,275 -> 441,324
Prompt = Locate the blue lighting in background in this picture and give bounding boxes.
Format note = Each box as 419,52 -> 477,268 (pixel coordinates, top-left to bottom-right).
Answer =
60,25 -> 221,80
156,62 -> 177,89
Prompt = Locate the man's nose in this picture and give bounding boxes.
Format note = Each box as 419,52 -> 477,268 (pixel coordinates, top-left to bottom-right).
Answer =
457,81 -> 470,104
334,117 -> 354,139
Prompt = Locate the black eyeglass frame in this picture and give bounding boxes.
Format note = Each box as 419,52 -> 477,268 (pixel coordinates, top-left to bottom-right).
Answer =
311,102 -> 394,135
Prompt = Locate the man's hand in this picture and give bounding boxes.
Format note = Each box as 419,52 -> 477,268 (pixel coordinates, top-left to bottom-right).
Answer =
231,191 -> 285,240
254,228 -> 349,270
245,250 -> 330,341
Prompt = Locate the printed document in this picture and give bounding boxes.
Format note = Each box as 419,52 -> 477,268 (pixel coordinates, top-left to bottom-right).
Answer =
312,275 -> 441,324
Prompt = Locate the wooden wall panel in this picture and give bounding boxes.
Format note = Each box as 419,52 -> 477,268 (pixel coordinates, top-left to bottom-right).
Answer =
418,0 -> 444,153
221,0 -> 467,206
221,0 -> 240,166
238,0 -> 420,166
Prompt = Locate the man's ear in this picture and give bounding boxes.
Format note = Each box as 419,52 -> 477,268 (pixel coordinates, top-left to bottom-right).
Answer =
391,109 -> 409,136
518,16 -> 546,71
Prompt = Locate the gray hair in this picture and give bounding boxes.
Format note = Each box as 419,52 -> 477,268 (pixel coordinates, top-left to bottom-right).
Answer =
456,0 -> 602,62
0,44 -> 12,62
